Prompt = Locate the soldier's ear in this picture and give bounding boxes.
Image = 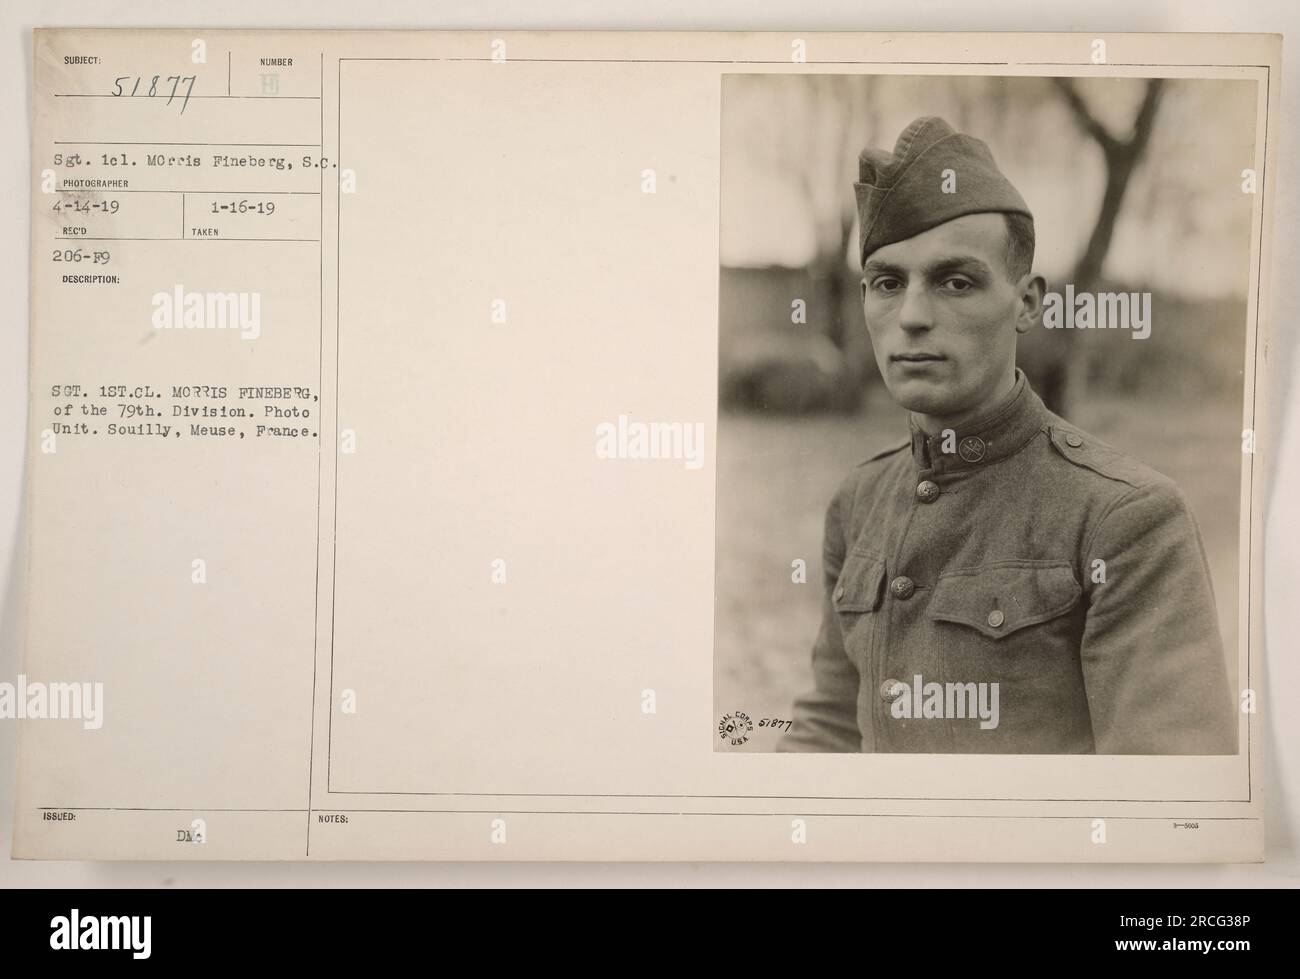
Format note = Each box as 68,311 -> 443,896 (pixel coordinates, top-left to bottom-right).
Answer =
1014,274 -> 1047,335
860,277 -> 869,304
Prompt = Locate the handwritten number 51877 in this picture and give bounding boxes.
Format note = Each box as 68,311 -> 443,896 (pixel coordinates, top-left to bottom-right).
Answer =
110,75 -> 197,113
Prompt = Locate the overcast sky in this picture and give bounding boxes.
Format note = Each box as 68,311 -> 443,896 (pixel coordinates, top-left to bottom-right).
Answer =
720,74 -> 1259,299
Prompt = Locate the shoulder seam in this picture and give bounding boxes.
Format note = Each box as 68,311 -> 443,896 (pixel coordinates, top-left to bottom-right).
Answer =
1080,482 -> 1144,565
1046,424 -> 1153,490
856,439 -> 909,468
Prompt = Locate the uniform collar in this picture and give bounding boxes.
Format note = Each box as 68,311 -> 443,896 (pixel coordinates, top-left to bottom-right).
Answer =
908,369 -> 1047,475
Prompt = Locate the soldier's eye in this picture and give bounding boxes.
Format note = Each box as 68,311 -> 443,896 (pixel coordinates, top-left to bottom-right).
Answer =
872,277 -> 903,293
940,276 -> 974,292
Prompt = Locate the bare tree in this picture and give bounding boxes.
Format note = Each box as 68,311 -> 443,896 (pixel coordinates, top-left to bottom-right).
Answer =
1054,77 -> 1165,286
790,75 -> 875,353
1044,77 -> 1165,412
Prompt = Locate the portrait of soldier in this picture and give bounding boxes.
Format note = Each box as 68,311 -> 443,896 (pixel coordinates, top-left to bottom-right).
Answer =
777,116 -> 1236,754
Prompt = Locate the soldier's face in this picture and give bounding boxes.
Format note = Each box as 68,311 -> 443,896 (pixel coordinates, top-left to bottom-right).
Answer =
860,213 -> 1037,424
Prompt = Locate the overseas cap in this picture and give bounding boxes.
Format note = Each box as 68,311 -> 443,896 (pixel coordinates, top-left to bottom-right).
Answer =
855,116 -> 1032,266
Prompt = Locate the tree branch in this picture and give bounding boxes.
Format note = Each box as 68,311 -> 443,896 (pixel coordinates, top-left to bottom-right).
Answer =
1052,77 -> 1118,154
1127,78 -> 1165,154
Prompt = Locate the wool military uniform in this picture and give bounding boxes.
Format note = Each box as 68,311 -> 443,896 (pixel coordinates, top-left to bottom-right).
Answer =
778,115 -> 1235,754
777,370 -> 1236,754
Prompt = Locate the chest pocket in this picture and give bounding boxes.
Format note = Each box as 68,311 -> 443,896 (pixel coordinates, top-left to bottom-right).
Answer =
832,550 -> 887,613
928,561 -> 1081,638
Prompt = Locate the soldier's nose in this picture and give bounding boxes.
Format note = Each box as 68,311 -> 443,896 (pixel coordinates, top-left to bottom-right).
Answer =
899,283 -> 934,332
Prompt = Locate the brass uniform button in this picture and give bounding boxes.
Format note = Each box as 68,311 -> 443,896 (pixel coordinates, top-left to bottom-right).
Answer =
880,679 -> 905,703
889,576 -> 915,600
915,480 -> 940,503
1065,433 -> 1083,448
833,584 -> 845,602
987,609 -> 1005,628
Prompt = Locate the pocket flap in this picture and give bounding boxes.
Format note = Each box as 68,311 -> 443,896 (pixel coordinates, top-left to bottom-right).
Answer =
929,562 -> 1081,638
832,551 -> 887,613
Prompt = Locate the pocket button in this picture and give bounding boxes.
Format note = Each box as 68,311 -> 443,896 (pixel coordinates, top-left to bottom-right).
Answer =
987,609 -> 1005,628
880,679 -> 905,703
889,576 -> 915,600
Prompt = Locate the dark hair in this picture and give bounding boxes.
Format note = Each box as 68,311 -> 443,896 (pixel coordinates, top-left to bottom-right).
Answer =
1003,211 -> 1035,280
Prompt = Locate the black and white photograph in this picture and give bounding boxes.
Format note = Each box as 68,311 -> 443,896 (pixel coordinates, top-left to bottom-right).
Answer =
2,3 -> 1296,919
715,73 -> 1255,754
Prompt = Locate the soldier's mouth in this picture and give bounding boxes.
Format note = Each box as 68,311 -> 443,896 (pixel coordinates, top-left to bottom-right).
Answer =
891,353 -> 946,362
